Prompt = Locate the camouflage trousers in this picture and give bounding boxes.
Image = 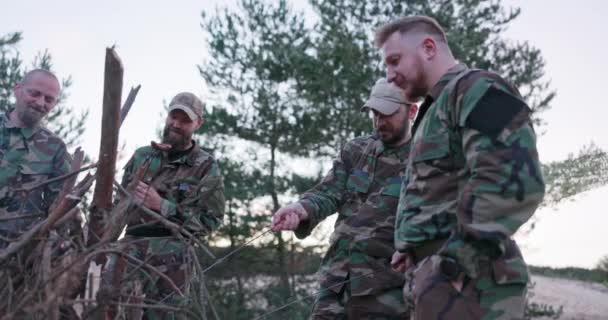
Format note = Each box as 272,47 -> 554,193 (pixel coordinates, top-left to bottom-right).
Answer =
98,236 -> 193,320
310,282 -> 408,319
404,255 -> 527,320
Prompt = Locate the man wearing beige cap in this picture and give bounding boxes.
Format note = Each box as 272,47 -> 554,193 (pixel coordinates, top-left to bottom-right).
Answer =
272,79 -> 417,319
98,92 -> 225,319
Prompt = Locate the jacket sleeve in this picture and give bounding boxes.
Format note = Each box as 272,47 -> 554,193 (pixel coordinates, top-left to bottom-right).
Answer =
438,77 -> 546,278
44,142 -> 71,211
294,142 -> 355,239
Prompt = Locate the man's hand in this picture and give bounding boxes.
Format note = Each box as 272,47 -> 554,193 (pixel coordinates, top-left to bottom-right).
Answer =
450,272 -> 466,293
391,251 -> 414,273
133,181 -> 163,212
271,202 -> 309,231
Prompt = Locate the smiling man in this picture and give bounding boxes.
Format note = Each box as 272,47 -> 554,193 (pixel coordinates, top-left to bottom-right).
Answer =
0,69 -> 70,248
377,16 -> 546,320
99,92 -> 225,318
272,79 -> 417,319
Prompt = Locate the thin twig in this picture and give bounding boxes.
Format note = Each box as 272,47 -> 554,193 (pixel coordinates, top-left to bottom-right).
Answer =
202,228 -> 274,274
119,85 -> 141,127
12,163 -> 97,193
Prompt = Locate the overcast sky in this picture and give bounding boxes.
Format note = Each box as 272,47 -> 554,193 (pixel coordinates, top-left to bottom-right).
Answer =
2,0 -> 607,268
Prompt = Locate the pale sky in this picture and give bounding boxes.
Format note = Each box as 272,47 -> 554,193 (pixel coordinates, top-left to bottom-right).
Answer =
2,0 -> 607,268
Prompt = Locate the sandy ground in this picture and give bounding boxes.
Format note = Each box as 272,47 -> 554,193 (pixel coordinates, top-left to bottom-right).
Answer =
530,275 -> 608,320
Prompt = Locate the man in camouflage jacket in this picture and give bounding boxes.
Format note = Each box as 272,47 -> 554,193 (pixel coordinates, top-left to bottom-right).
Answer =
272,79 -> 417,319
0,69 -> 70,248
99,92 -> 225,319
377,16 -> 545,319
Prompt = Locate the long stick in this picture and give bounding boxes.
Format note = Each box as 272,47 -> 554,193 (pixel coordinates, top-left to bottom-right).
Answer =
88,47 -> 123,247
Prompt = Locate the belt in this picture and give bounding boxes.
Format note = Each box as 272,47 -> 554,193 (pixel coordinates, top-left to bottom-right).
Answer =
125,225 -> 173,237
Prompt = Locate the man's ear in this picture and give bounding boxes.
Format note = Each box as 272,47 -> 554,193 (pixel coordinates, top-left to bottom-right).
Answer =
421,37 -> 438,60
408,104 -> 418,120
196,117 -> 205,130
13,83 -> 23,99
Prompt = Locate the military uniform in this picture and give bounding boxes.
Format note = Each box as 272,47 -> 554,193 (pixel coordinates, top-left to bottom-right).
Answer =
295,134 -> 410,319
100,143 -> 225,319
395,64 -> 545,319
0,111 -> 70,247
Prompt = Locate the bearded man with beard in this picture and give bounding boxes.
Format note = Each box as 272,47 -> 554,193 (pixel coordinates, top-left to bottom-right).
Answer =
378,16 -> 545,319
272,79 -> 417,319
0,69 -> 70,248
99,92 -> 225,319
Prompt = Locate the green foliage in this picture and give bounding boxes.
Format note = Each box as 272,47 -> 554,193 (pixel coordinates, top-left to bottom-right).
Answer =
525,302 -> 563,319
297,0 -> 555,157
200,0 -> 322,315
541,143 -> 608,207
597,255 -> 608,273
0,32 -> 88,149
0,32 -> 23,113
203,245 -> 320,319
529,265 -> 608,284
595,255 -> 608,286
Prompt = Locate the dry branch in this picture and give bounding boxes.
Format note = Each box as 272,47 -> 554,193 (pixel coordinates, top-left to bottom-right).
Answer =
88,47 -> 123,247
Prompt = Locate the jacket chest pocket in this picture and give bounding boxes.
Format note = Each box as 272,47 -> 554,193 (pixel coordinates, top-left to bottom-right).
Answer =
380,176 -> 403,198
346,169 -> 371,194
165,177 -> 200,202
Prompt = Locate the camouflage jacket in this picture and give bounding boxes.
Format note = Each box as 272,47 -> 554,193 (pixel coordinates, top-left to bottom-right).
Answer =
0,111 -> 70,236
295,135 -> 409,296
121,142 -> 225,238
395,64 -> 545,282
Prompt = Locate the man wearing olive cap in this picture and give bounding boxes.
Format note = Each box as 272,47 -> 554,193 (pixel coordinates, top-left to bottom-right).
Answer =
98,92 -> 225,319
272,79 -> 417,319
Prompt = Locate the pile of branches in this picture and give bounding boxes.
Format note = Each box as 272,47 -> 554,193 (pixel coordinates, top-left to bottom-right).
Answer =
0,148 -> 98,319
0,152 -> 216,319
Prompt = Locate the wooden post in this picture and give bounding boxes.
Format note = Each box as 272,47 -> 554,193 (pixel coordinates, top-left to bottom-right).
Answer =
88,47 -> 123,247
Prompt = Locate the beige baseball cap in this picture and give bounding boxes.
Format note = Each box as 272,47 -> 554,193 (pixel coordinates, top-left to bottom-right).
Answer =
168,92 -> 204,121
361,78 -> 409,115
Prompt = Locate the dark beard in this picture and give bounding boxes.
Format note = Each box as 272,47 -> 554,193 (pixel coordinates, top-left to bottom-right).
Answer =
18,106 -> 44,127
377,119 -> 410,146
162,126 -> 190,150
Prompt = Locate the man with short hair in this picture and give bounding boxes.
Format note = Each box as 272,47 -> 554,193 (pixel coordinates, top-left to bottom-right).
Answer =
99,92 -> 225,318
0,69 -> 70,248
272,79 -> 417,319
376,16 -> 545,319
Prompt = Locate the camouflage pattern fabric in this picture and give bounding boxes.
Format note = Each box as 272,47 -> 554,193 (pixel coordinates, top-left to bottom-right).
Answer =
295,135 -> 410,318
0,111 -> 70,247
121,143 -> 225,236
395,64 -> 545,319
312,284 -> 406,320
99,142 -> 225,319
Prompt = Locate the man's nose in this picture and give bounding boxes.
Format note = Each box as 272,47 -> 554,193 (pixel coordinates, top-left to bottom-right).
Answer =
386,68 -> 397,83
33,96 -> 51,111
